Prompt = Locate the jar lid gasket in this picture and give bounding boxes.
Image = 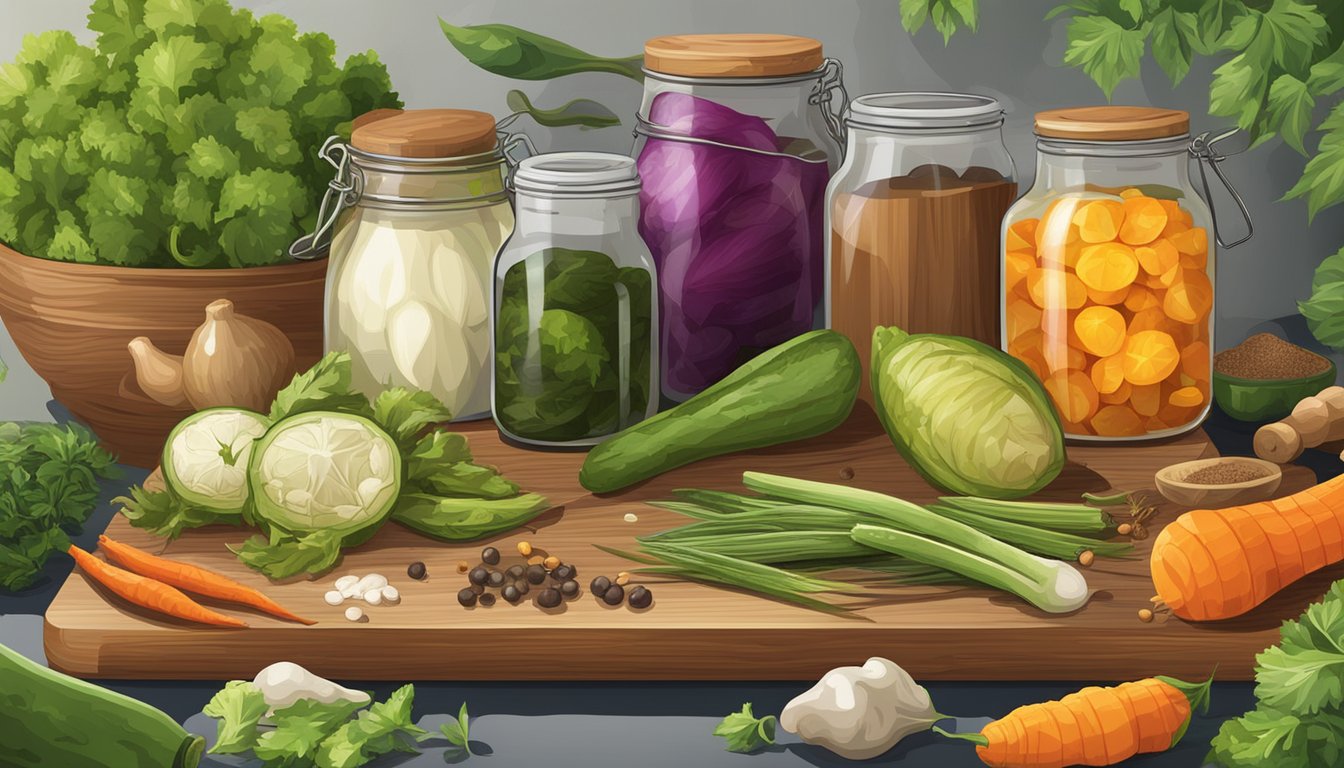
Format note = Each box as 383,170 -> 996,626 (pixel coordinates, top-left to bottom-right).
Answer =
513,152 -> 641,196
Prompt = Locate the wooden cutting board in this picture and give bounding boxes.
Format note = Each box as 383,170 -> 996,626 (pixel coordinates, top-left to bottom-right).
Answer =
44,405 -> 1328,682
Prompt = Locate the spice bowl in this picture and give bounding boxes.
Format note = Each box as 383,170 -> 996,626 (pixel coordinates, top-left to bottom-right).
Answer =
1213,334 -> 1337,422
1154,457 -> 1282,508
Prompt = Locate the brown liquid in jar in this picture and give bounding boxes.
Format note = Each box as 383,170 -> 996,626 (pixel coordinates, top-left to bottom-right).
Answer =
830,165 -> 1017,403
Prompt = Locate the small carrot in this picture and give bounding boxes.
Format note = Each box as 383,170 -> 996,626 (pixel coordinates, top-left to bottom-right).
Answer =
97,535 -> 315,625
1150,472 -> 1344,621
67,545 -> 247,629
939,675 -> 1211,767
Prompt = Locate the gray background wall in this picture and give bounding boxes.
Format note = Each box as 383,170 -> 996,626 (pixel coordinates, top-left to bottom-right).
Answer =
2,0 -> 1339,421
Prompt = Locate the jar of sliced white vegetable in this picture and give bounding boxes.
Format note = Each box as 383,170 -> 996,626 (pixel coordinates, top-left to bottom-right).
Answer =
298,109 -> 516,420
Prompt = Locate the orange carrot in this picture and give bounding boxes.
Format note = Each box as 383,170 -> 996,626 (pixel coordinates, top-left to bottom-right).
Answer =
67,545 -> 247,629
962,676 -> 1211,768
1150,472 -> 1344,621
97,535 -> 315,625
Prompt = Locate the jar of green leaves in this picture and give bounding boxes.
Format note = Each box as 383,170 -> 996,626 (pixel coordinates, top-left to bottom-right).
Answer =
492,153 -> 658,447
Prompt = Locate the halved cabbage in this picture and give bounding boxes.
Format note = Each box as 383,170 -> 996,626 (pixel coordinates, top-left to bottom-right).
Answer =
871,326 -> 1066,499
162,408 -> 270,513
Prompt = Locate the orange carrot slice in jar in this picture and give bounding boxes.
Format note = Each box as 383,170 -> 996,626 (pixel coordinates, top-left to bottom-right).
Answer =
1137,240 -> 1180,276
1027,267 -> 1088,310
1074,305 -> 1127,357
1045,369 -> 1100,424
1007,218 -> 1040,252
1076,243 -> 1139,292
1006,298 -> 1044,343
1124,286 -> 1161,313
1006,250 -> 1036,289
1123,330 -> 1180,386
1181,341 -> 1210,382
1168,227 -> 1208,256
1073,199 -> 1126,243
1090,354 -> 1126,395
1101,379 -> 1133,405
1119,187 -> 1144,199
1092,405 -> 1145,436
1037,198 -> 1083,252
1119,197 -> 1169,245
1088,285 -> 1129,306
1169,386 -> 1205,408
1130,383 -> 1162,417
1164,269 -> 1213,324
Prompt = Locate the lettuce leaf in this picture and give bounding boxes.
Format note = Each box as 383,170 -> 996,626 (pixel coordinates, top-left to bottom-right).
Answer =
1299,246 -> 1344,349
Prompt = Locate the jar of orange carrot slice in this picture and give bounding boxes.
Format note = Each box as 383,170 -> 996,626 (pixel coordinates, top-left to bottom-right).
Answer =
1002,107 -> 1251,441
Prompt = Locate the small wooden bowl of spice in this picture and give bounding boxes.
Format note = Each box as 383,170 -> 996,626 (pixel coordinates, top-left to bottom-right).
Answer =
1154,457 -> 1282,508
1213,333 -> 1336,422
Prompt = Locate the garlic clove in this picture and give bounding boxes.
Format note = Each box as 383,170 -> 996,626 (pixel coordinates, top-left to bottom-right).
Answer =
181,298 -> 296,411
780,657 -> 940,761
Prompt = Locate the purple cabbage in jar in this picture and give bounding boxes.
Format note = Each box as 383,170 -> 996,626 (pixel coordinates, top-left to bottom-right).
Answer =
636,92 -> 829,399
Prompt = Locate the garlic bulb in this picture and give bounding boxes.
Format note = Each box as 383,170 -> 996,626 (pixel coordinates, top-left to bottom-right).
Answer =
779,657 -> 940,760
252,661 -> 369,717
181,299 -> 295,411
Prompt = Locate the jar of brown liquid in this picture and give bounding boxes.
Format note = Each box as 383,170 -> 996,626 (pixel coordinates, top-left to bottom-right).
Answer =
826,93 -> 1016,403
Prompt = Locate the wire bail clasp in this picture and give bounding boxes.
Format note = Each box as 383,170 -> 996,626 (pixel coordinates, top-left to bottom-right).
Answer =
1189,128 -> 1254,250
289,136 -> 363,261
810,58 -> 850,153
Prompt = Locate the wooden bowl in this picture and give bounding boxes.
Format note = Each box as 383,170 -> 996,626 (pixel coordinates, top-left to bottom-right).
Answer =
0,243 -> 327,467
1154,457 -> 1282,508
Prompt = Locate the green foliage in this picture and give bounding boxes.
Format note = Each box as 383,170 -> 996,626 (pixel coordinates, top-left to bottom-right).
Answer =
0,0 -> 401,268
1208,580 -> 1344,767
494,248 -> 653,443
900,0 -> 980,42
436,703 -> 473,756
0,422 -> 118,591
439,21 -> 644,81
203,680 -> 425,768
713,703 -> 778,754
1299,246 -> 1344,349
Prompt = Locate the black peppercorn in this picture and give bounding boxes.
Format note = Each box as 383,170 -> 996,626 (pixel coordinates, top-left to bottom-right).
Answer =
486,570 -> 506,588
502,584 -> 521,603
628,585 -> 652,609
559,579 -> 579,598
481,546 -> 501,565
514,579 -> 530,596
468,566 -> 489,586
456,588 -> 477,607
526,564 -> 547,584
506,564 -> 526,579
552,564 -> 575,581
407,561 -> 427,580
536,588 -> 562,608
590,575 -> 611,595
602,584 -> 625,606
478,592 -> 496,607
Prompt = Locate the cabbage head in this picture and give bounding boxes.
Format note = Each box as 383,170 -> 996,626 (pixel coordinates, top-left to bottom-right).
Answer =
870,326 -> 1066,499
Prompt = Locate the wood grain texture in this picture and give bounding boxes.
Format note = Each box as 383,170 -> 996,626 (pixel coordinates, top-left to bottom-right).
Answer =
44,406 -> 1329,681
0,243 -> 326,467
643,34 -> 823,78
350,109 -> 497,159
1034,106 -> 1190,141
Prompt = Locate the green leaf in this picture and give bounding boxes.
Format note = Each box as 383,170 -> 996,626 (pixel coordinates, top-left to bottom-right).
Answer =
437,702 -> 473,754
1308,44 -> 1344,97
503,90 -> 621,130
1257,0 -> 1329,75
391,493 -> 550,542
1265,74 -> 1315,153
254,697 -> 369,764
440,21 -> 643,81
135,35 -> 223,95
1063,15 -> 1148,98
231,528 -> 348,580
406,462 -> 520,501
1210,51 -> 1271,130
316,684 -> 425,768
713,703 -> 777,754
1150,8 -> 1198,85
372,388 -> 453,451
268,351 -> 373,423
1118,0 -> 1143,24
184,135 -> 239,180
900,0 -> 932,32
115,485 -> 237,539
1284,103 -> 1344,219
203,680 -> 269,755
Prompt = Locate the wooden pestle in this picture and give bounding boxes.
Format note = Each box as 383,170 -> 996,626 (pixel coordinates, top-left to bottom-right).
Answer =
1254,386 -> 1344,463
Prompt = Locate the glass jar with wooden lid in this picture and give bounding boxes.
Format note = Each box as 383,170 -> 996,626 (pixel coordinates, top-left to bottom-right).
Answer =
633,34 -> 847,402
295,108 -> 515,420
1002,106 -> 1251,441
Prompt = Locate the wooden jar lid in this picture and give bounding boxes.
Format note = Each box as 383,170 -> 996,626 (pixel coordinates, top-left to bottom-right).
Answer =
1035,106 -> 1190,141
351,109 -> 497,158
643,34 -> 823,78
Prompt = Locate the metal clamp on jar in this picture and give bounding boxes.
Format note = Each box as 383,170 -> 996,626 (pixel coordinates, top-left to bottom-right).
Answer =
631,34 -> 847,403
292,109 -> 519,421
1001,106 -> 1253,441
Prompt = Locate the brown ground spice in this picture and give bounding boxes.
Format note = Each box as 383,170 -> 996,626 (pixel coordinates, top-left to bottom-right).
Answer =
1214,333 -> 1330,380
1182,463 -> 1269,485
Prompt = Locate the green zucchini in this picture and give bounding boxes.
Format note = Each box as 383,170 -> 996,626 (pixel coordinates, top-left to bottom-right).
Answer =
0,643 -> 203,768
579,330 -> 860,493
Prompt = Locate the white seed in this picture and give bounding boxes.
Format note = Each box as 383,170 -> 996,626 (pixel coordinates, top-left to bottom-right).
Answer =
323,590 -> 344,606
364,588 -> 383,606
334,575 -> 359,591
353,574 -> 388,597
344,606 -> 364,622
381,586 -> 400,603
623,513 -> 638,523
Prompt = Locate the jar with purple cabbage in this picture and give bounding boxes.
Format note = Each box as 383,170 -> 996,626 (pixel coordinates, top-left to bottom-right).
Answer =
634,34 -> 846,402
492,153 -> 658,448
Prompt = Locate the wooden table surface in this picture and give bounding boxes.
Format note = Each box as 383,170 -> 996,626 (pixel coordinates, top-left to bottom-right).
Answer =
44,405 -> 1331,682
